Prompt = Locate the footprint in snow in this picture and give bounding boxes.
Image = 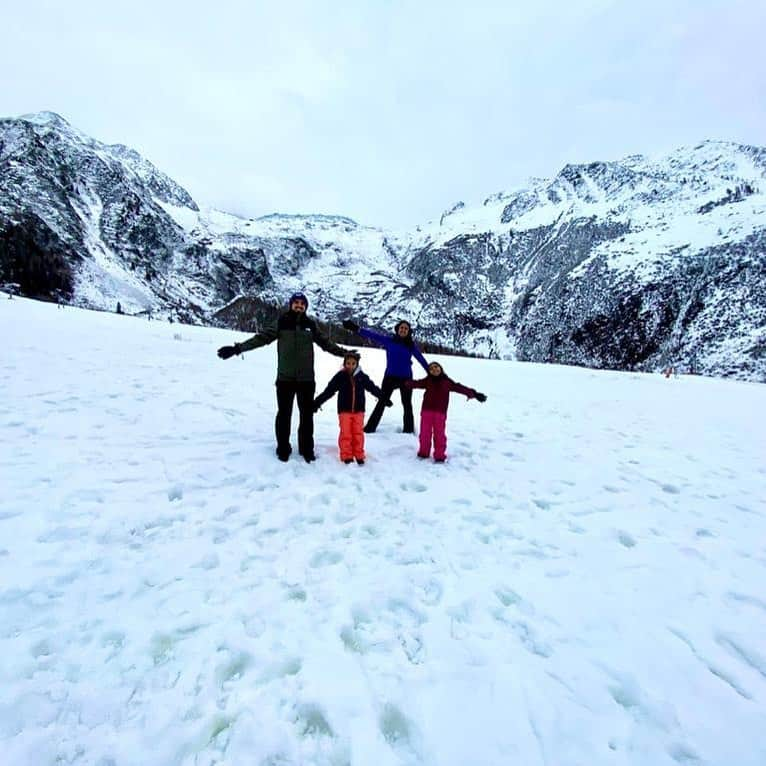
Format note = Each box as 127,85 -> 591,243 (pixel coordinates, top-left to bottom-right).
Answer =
494,587 -> 522,608
294,703 -> 334,738
725,591 -> 766,613
216,650 -> 252,684
218,505 -> 241,519
666,742 -> 702,764
511,620 -> 553,658
400,481 -> 427,493
568,523 -> 586,534
256,656 -> 302,685
715,633 -> 766,680
380,703 -> 421,757
285,586 -> 307,602
617,531 -> 637,548
192,553 -> 220,570
309,550 -> 343,567
417,578 -> 444,606
167,484 -> 184,502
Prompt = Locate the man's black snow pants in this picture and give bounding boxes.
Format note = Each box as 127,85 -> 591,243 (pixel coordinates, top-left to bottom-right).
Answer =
364,374 -> 414,433
275,380 -> 316,458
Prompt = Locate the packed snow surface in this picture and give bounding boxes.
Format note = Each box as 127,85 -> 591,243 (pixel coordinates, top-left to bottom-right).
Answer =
1,296 -> 765,766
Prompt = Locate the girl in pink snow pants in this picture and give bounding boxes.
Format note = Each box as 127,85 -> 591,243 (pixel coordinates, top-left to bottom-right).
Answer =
404,362 -> 486,462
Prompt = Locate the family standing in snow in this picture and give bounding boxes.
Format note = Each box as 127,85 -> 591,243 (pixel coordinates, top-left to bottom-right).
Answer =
216,292 -> 486,464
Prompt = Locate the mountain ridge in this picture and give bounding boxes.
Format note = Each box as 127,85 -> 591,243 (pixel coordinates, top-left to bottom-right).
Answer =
1,111 -> 764,381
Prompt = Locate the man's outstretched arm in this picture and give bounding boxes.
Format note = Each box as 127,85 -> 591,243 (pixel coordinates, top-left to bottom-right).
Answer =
217,322 -> 278,359
311,323 -> 348,357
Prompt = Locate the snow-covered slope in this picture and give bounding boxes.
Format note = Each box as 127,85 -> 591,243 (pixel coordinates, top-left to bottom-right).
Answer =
1,112 -> 765,380
2,295 -> 765,765
399,142 -> 766,378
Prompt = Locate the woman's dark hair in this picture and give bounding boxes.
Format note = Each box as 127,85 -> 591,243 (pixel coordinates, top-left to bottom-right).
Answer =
393,320 -> 414,347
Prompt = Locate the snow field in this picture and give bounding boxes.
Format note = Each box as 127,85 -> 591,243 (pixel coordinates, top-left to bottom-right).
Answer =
1,296 -> 765,765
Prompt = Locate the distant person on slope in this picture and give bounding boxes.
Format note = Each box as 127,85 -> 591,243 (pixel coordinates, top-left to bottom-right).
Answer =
342,318 -> 429,434
404,361 -> 486,462
217,292 -> 349,462
312,350 -> 392,465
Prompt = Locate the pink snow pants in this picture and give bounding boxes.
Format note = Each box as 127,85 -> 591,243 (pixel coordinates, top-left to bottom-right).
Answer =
418,410 -> 448,460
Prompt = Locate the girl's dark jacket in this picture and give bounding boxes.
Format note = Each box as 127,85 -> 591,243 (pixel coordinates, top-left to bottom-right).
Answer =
405,373 -> 477,414
238,310 -> 346,382
314,367 -> 386,414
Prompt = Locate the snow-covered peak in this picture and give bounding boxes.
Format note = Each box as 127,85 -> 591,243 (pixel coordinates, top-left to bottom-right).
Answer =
15,110 -> 97,148
409,140 -> 766,249
104,142 -> 198,210
255,212 -> 360,227
0,111 -> 198,211
19,109 -> 62,123
18,110 -> 73,129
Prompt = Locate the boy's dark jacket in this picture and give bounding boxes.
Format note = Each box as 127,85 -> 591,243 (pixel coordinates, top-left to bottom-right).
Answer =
238,311 -> 346,382
405,373 -> 477,413
314,368 -> 385,413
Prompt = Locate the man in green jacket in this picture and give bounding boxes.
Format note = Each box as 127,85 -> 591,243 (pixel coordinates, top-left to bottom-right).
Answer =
217,292 -> 349,462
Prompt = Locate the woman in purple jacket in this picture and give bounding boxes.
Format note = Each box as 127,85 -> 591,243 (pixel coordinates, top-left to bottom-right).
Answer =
342,319 -> 429,433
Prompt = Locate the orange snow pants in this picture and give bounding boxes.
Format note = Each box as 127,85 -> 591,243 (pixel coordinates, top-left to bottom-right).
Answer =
338,412 -> 365,461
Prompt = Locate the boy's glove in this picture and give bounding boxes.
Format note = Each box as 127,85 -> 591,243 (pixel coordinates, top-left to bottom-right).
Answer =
217,343 -> 242,359
312,401 -> 321,413
385,400 -> 394,407
474,392 -> 487,402
342,319 -> 360,332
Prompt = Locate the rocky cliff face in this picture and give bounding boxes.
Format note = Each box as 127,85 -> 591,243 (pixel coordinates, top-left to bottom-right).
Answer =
395,143 -> 766,380
1,112 -> 764,381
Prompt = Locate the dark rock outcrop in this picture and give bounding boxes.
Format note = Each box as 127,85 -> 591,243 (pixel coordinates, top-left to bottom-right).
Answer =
0,212 -> 79,298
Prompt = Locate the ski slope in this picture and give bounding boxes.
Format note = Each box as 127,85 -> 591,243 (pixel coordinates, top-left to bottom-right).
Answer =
1,296 -> 765,766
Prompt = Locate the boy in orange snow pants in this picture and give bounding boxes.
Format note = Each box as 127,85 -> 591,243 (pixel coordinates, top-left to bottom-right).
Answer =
313,352 -> 391,464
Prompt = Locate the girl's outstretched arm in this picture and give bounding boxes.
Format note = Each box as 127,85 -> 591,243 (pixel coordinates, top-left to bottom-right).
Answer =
448,380 -> 478,399
404,377 -> 428,390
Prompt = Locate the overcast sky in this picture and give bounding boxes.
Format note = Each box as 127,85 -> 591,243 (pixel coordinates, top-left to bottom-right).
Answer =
2,0 -> 765,228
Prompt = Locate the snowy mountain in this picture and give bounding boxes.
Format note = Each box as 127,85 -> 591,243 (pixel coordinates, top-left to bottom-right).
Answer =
2,295 -> 766,765
1,111 -> 765,380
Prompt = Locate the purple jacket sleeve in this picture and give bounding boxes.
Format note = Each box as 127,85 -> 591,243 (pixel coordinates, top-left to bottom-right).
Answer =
404,377 -> 428,390
412,343 -> 429,373
359,327 -> 390,347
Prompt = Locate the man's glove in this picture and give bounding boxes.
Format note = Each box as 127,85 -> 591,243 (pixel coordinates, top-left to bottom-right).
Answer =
474,392 -> 487,403
217,343 -> 242,360
385,400 -> 394,407
342,319 -> 360,333
313,401 -> 321,413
